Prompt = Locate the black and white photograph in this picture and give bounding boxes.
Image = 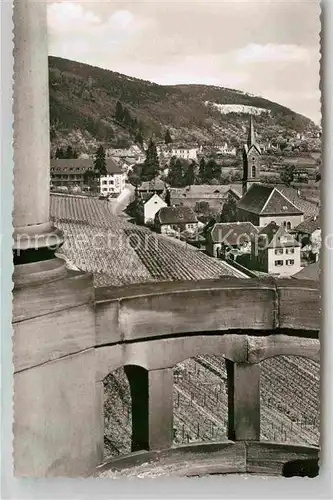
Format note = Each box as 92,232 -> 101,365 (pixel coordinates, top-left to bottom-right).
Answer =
12,0 -> 321,479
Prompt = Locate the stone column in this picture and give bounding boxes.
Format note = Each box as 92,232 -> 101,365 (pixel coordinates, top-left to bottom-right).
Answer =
226,360 -> 261,441
125,366 -> 174,451
12,0 -> 98,477
13,0 -> 63,273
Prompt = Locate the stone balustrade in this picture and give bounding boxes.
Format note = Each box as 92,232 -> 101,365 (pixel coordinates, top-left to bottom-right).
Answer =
13,275 -> 320,476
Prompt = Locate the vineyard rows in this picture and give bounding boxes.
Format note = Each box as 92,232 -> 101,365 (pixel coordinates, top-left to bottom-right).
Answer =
103,354 -> 319,459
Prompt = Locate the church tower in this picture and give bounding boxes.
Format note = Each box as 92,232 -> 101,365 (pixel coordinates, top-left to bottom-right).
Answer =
242,115 -> 261,196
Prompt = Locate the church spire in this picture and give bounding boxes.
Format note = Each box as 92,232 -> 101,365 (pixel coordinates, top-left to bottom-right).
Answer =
247,114 -> 256,147
242,114 -> 261,197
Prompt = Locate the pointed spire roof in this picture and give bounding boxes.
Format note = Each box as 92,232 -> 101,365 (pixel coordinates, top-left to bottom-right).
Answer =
247,115 -> 255,147
245,114 -> 261,153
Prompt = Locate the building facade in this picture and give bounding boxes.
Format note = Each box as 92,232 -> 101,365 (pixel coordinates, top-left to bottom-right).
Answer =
252,222 -> 301,277
135,193 -> 167,225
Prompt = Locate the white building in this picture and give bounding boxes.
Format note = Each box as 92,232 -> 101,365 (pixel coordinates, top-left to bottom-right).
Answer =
137,193 -> 167,225
169,147 -> 198,161
99,159 -> 126,195
217,143 -> 237,156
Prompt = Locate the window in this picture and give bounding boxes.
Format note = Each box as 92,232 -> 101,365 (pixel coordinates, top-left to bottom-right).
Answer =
286,248 -> 295,254
251,165 -> 256,177
275,248 -> 283,255
286,259 -> 295,266
102,180 -> 107,185
286,221 -> 291,230
274,260 -> 283,267
108,180 -> 114,185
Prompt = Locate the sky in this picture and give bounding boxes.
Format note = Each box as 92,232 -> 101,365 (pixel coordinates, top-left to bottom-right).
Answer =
47,0 -> 321,124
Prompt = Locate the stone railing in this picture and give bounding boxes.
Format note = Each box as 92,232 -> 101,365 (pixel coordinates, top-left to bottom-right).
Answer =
94,277 -> 320,477
13,271 -> 320,477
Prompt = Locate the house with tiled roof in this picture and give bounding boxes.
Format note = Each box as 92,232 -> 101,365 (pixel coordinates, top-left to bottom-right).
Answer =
277,185 -> 320,218
292,216 -> 321,263
50,158 -> 126,194
205,221 -> 259,259
137,178 -> 165,195
251,221 -> 301,277
127,193 -> 167,226
99,160 -> 126,195
155,206 -> 198,235
236,183 -> 304,229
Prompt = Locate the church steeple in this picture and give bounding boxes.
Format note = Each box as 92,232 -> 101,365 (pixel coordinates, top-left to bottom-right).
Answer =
242,115 -> 261,197
247,114 -> 256,148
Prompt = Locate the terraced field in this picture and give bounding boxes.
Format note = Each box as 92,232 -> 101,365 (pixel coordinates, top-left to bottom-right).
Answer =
103,354 -> 319,460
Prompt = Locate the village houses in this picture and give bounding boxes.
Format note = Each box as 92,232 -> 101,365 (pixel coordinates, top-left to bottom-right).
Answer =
251,221 -> 301,277
99,160 -> 126,195
129,193 -> 167,226
292,216 -> 321,263
205,221 -> 259,259
50,158 -> 126,194
155,206 -> 198,235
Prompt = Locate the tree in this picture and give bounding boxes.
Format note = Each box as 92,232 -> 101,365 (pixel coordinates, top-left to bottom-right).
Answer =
135,131 -> 144,147
167,158 -> 185,187
199,158 -> 207,182
83,169 -> 99,192
204,159 -> 214,182
280,165 -> 296,185
55,147 -> 65,159
206,159 -> 220,180
65,145 -> 78,159
165,187 -> 171,207
94,145 -> 107,175
140,139 -> 160,182
220,194 -> 238,223
128,164 -> 143,188
184,162 -> 195,187
165,129 -> 172,144
115,101 -> 124,122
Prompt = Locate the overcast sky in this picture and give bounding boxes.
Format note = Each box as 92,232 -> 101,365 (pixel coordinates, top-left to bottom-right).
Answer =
47,0 -> 321,124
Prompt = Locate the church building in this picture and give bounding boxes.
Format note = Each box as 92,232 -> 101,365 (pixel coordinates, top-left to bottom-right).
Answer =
236,116 -> 304,229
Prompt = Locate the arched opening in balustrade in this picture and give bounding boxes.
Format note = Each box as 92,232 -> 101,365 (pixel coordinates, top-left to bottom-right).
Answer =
103,367 -> 132,460
260,355 -> 320,447
173,355 -> 228,446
